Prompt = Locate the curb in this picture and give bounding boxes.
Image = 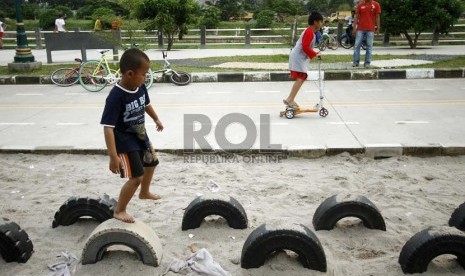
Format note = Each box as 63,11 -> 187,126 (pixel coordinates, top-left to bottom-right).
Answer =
1,68 -> 464,85
1,144 -> 464,158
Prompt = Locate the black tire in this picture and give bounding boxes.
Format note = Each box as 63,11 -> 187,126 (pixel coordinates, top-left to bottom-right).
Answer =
181,195 -> 248,230
339,35 -> 352,49
82,219 -> 163,267
449,202 -> 465,231
0,221 -> 34,263
169,71 -> 191,86
50,68 -> 79,86
241,223 -> 327,271
398,226 -> 465,274
312,194 -> 386,231
52,195 -> 117,228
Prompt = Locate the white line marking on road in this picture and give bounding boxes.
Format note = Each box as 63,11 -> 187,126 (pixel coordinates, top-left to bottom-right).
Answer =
56,122 -> 86,126
157,92 -> 185,95
206,91 -> 231,94
255,90 -> 280,93
65,93 -> 87,96
269,122 -> 288,126
407,88 -> 434,91
395,121 -> 429,124
327,122 -> 360,125
358,89 -> 383,92
0,122 -> 35,125
16,93 -> 43,96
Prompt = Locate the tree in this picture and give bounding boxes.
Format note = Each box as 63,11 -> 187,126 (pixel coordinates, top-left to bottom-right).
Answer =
199,6 -> 222,28
136,0 -> 200,50
306,0 -> 329,14
215,0 -> 244,21
380,0 -> 464,48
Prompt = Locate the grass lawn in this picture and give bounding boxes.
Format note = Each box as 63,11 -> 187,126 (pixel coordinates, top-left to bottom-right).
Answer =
0,54 -> 464,76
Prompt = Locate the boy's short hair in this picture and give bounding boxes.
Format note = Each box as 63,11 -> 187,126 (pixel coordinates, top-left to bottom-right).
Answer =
308,12 -> 324,25
120,48 -> 150,74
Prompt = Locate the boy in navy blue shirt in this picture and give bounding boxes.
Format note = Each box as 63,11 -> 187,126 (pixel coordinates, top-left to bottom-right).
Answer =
101,48 -> 163,223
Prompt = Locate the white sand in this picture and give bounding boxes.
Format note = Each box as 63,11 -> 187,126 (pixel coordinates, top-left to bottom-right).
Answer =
0,153 -> 464,276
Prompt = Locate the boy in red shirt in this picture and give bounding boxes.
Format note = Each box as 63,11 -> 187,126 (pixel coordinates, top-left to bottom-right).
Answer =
352,0 -> 381,67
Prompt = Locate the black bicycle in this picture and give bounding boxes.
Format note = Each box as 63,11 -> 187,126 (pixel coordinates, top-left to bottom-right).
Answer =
339,28 -> 367,50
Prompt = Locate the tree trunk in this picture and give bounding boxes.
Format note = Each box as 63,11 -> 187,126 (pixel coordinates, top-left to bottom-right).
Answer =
167,34 -> 174,51
403,31 -> 415,49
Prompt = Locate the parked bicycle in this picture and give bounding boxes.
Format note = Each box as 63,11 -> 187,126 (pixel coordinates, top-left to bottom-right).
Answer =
79,50 -> 154,92
50,58 -> 83,86
152,51 -> 191,86
339,29 -> 367,50
318,32 -> 339,51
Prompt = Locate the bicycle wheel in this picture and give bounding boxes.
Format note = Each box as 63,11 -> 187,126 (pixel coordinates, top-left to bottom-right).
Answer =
339,35 -> 352,49
362,41 -> 367,50
318,40 -> 326,51
170,71 -> 191,86
79,60 -> 108,92
50,68 -> 79,86
106,69 -> 120,85
330,38 -> 339,50
145,69 -> 154,89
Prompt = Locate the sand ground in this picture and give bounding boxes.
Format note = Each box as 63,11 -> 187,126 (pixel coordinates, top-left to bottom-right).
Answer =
0,153 -> 464,276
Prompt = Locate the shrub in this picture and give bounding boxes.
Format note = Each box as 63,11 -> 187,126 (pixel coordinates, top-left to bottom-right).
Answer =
199,6 -> 221,29
38,9 -> 60,30
255,10 -> 275,28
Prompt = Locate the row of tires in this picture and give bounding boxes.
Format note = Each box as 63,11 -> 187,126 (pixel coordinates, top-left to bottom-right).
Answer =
3,194 -> 465,275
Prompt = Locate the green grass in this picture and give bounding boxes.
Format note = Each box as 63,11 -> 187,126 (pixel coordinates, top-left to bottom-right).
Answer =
1,54 -> 464,76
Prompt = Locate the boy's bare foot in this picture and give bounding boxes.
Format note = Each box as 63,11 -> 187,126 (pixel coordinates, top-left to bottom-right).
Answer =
113,211 -> 135,223
139,192 -> 161,200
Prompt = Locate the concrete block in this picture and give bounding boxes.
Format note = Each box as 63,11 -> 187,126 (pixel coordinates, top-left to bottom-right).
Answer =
191,72 -> 217,83
351,70 -> 377,80
218,73 -> 243,82
434,69 -> 463,79
270,72 -> 292,81
244,72 -> 270,82
378,70 -> 406,80
406,69 -> 434,79
440,143 -> 465,156
0,76 -> 15,84
364,143 -> 403,158
402,143 -> 442,156
307,70 -> 324,81
15,76 -> 41,84
326,146 -> 364,156
325,71 -> 351,81
40,75 -> 53,84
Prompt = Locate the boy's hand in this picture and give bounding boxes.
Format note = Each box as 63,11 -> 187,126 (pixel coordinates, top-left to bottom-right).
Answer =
109,155 -> 122,175
155,119 -> 164,132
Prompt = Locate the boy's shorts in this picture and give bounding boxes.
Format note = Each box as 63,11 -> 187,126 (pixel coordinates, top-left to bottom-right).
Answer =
0,32 -> 3,39
118,147 -> 159,179
290,71 -> 308,80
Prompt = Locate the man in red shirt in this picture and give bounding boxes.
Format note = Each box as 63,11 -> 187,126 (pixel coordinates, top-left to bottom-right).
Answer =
352,0 -> 381,67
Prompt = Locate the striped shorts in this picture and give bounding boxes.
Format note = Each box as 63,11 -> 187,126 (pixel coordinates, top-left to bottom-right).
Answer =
118,148 -> 159,179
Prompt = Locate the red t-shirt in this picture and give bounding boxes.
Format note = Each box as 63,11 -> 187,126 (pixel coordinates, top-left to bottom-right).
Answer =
356,0 -> 381,32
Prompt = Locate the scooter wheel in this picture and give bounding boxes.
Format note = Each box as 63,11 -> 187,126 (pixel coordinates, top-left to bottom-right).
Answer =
285,109 -> 295,119
319,108 -> 328,117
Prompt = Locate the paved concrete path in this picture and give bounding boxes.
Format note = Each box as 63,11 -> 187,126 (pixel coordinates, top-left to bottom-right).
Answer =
0,79 -> 464,157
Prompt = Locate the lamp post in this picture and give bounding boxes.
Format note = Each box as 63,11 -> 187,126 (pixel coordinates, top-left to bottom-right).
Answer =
8,0 -> 42,72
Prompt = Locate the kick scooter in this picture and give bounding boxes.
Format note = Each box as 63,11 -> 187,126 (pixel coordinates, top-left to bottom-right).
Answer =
279,56 -> 329,119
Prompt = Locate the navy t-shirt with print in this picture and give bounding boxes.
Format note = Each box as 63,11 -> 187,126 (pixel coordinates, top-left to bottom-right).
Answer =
100,84 -> 151,153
